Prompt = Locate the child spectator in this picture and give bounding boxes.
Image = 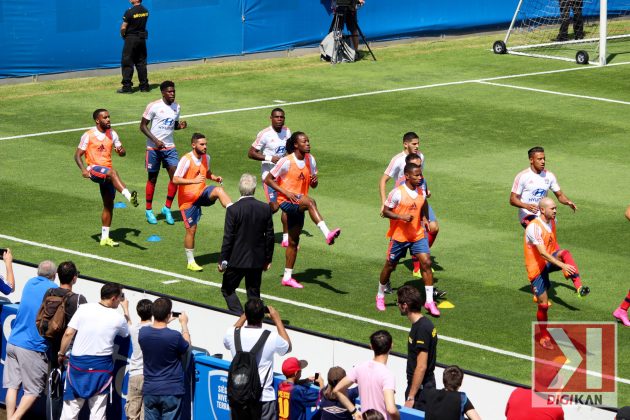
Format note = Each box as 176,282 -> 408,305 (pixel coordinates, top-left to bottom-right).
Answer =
315,367 -> 359,420
420,365 -> 481,420
278,356 -> 324,420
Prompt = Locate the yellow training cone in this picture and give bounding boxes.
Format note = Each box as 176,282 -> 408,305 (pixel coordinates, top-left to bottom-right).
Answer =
437,301 -> 454,309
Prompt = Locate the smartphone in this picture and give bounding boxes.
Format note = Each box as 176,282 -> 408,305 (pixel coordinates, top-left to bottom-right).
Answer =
172,311 -> 181,318
263,306 -> 270,314
314,372 -> 319,380
0,248 -> 6,255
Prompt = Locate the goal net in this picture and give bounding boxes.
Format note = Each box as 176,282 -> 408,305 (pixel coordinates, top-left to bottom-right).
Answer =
493,0 -> 630,65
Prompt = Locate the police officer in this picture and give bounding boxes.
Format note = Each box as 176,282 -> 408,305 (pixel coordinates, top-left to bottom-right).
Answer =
118,0 -> 149,94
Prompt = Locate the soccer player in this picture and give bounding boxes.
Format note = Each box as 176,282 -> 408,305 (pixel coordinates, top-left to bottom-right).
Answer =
74,109 -> 139,247
378,163 -> 439,316
380,132 -> 439,277
614,206 -> 630,327
265,132 -> 341,289
247,108 -> 291,247
140,80 -> 188,225
510,146 -> 577,227
524,197 -> 590,349
173,133 -> 232,271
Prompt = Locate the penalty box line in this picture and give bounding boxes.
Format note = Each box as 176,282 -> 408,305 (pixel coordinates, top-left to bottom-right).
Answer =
1,233 -> 629,386
1,62 -> 629,142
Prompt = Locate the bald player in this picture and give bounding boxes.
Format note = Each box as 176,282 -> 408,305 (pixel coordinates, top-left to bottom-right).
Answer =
524,197 -> 590,349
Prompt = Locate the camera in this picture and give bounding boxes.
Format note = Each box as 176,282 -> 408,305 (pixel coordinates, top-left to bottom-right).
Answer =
172,311 -> 181,318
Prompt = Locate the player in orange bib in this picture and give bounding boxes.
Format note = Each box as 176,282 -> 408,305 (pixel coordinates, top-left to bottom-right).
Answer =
524,197 -> 590,349
173,133 -> 232,272
264,132 -> 341,289
74,109 -> 139,247
378,163 -> 439,316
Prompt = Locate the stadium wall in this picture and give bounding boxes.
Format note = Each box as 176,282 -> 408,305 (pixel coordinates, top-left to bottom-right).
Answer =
0,0 -> 516,78
0,260 -> 613,419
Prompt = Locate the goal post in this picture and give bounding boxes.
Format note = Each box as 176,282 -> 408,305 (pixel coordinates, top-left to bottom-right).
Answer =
493,0 -> 630,65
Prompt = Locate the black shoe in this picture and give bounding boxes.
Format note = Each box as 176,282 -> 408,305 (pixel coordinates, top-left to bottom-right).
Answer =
575,33 -> 585,40
116,88 -> 133,94
139,85 -> 150,92
555,35 -> 569,42
433,288 -> 447,300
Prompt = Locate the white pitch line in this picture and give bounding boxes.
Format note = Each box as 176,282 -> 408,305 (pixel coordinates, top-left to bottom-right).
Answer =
2,62 -> 629,142
1,233 -> 629,386
477,80 -> 630,105
162,280 -> 181,285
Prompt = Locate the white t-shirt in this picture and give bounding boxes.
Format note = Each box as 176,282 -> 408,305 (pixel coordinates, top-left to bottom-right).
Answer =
68,302 -> 129,357
511,167 -> 560,221
385,184 -> 419,209
384,151 -> 425,180
142,99 -> 181,149
128,322 -> 151,377
173,152 -> 211,178
223,326 -> 290,402
525,217 -> 553,245
252,126 -> 291,180
270,153 -> 318,181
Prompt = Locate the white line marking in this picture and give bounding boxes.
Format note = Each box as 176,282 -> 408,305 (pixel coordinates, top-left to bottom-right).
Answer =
162,280 -> 181,285
273,100 -> 286,103
477,80 -> 630,105
2,62 -> 629,142
1,233 -> 628,386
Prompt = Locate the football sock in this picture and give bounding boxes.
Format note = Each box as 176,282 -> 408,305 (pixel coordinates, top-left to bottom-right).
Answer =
428,230 -> 438,247
412,256 -> 420,272
101,227 -> 110,240
282,233 -> 289,243
165,181 -> 177,208
537,303 -> 550,339
377,283 -> 387,297
621,290 -> 630,311
557,250 -> 581,289
283,268 -> 293,281
317,221 -> 331,237
145,180 -> 155,210
185,248 -> 195,264
121,188 -> 132,201
425,286 -> 434,304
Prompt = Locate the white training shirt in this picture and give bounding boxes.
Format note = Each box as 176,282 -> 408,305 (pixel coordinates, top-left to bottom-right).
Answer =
384,151 -> 425,180
68,302 -> 129,357
525,217 -> 553,245
251,126 -> 291,181
385,184 -> 419,209
223,326 -> 290,402
174,152 -> 211,178
142,99 -> 181,149
78,128 -> 122,151
270,153 -> 318,181
511,167 -> 560,221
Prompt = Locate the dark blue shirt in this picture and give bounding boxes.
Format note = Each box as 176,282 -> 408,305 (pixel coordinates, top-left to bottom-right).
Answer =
278,380 -> 321,420
139,326 -> 189,396
8,276 -> 55,352
316,387 -> 359,420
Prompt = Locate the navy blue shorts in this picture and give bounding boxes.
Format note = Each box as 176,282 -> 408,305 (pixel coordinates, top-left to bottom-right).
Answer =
386,238 -> 430,264
146,148 -> 179,172
181,186 -> 216,228
280,201 -> 305,229
89,166 -> 115,198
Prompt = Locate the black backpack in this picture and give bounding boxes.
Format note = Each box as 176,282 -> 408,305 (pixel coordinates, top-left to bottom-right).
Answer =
227,327 -> 271,406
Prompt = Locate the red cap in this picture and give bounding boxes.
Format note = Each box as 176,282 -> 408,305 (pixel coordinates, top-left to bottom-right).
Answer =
282,357 -> 308,377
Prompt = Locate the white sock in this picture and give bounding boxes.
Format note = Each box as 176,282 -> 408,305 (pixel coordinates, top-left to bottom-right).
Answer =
377,283 -> 387,297
282,233 -> 289,243
121,188 -> 132,201
185,248 -> 195,264
101,227 -> 109,240
317,221 -> 331,237
283,268 -> 293,281
425,286 -> 434,304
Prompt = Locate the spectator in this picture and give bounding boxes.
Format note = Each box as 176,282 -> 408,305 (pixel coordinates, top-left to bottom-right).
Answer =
397,285 -> 438,410
315,366 -> 359,420
505,362 -> 564,420
0,248 -> 15,295
219,173 -> 274,314
617,406 -> 630,420
2,260 -> 57,420
362,410 -> 385,420
277,357 -> 324,420
58,282 -> 131,420
139,297 -> 190,420
126,299 -> 153,420
223,298 -> 291,420
420,365 -> 481,420
333,330 -> 399,420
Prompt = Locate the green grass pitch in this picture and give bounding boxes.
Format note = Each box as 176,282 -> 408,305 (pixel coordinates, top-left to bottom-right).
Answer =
0,33 -> 628,406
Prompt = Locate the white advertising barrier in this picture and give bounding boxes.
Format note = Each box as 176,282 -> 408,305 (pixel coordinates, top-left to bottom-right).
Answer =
1,261 -> 615,419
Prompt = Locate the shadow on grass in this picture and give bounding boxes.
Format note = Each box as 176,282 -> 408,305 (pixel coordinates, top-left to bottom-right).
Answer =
518,282 -> 580,311
91,228 -> 147,250
401,255 -> 444,273
296,268 -> 347,293
196,252 -> 222,267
